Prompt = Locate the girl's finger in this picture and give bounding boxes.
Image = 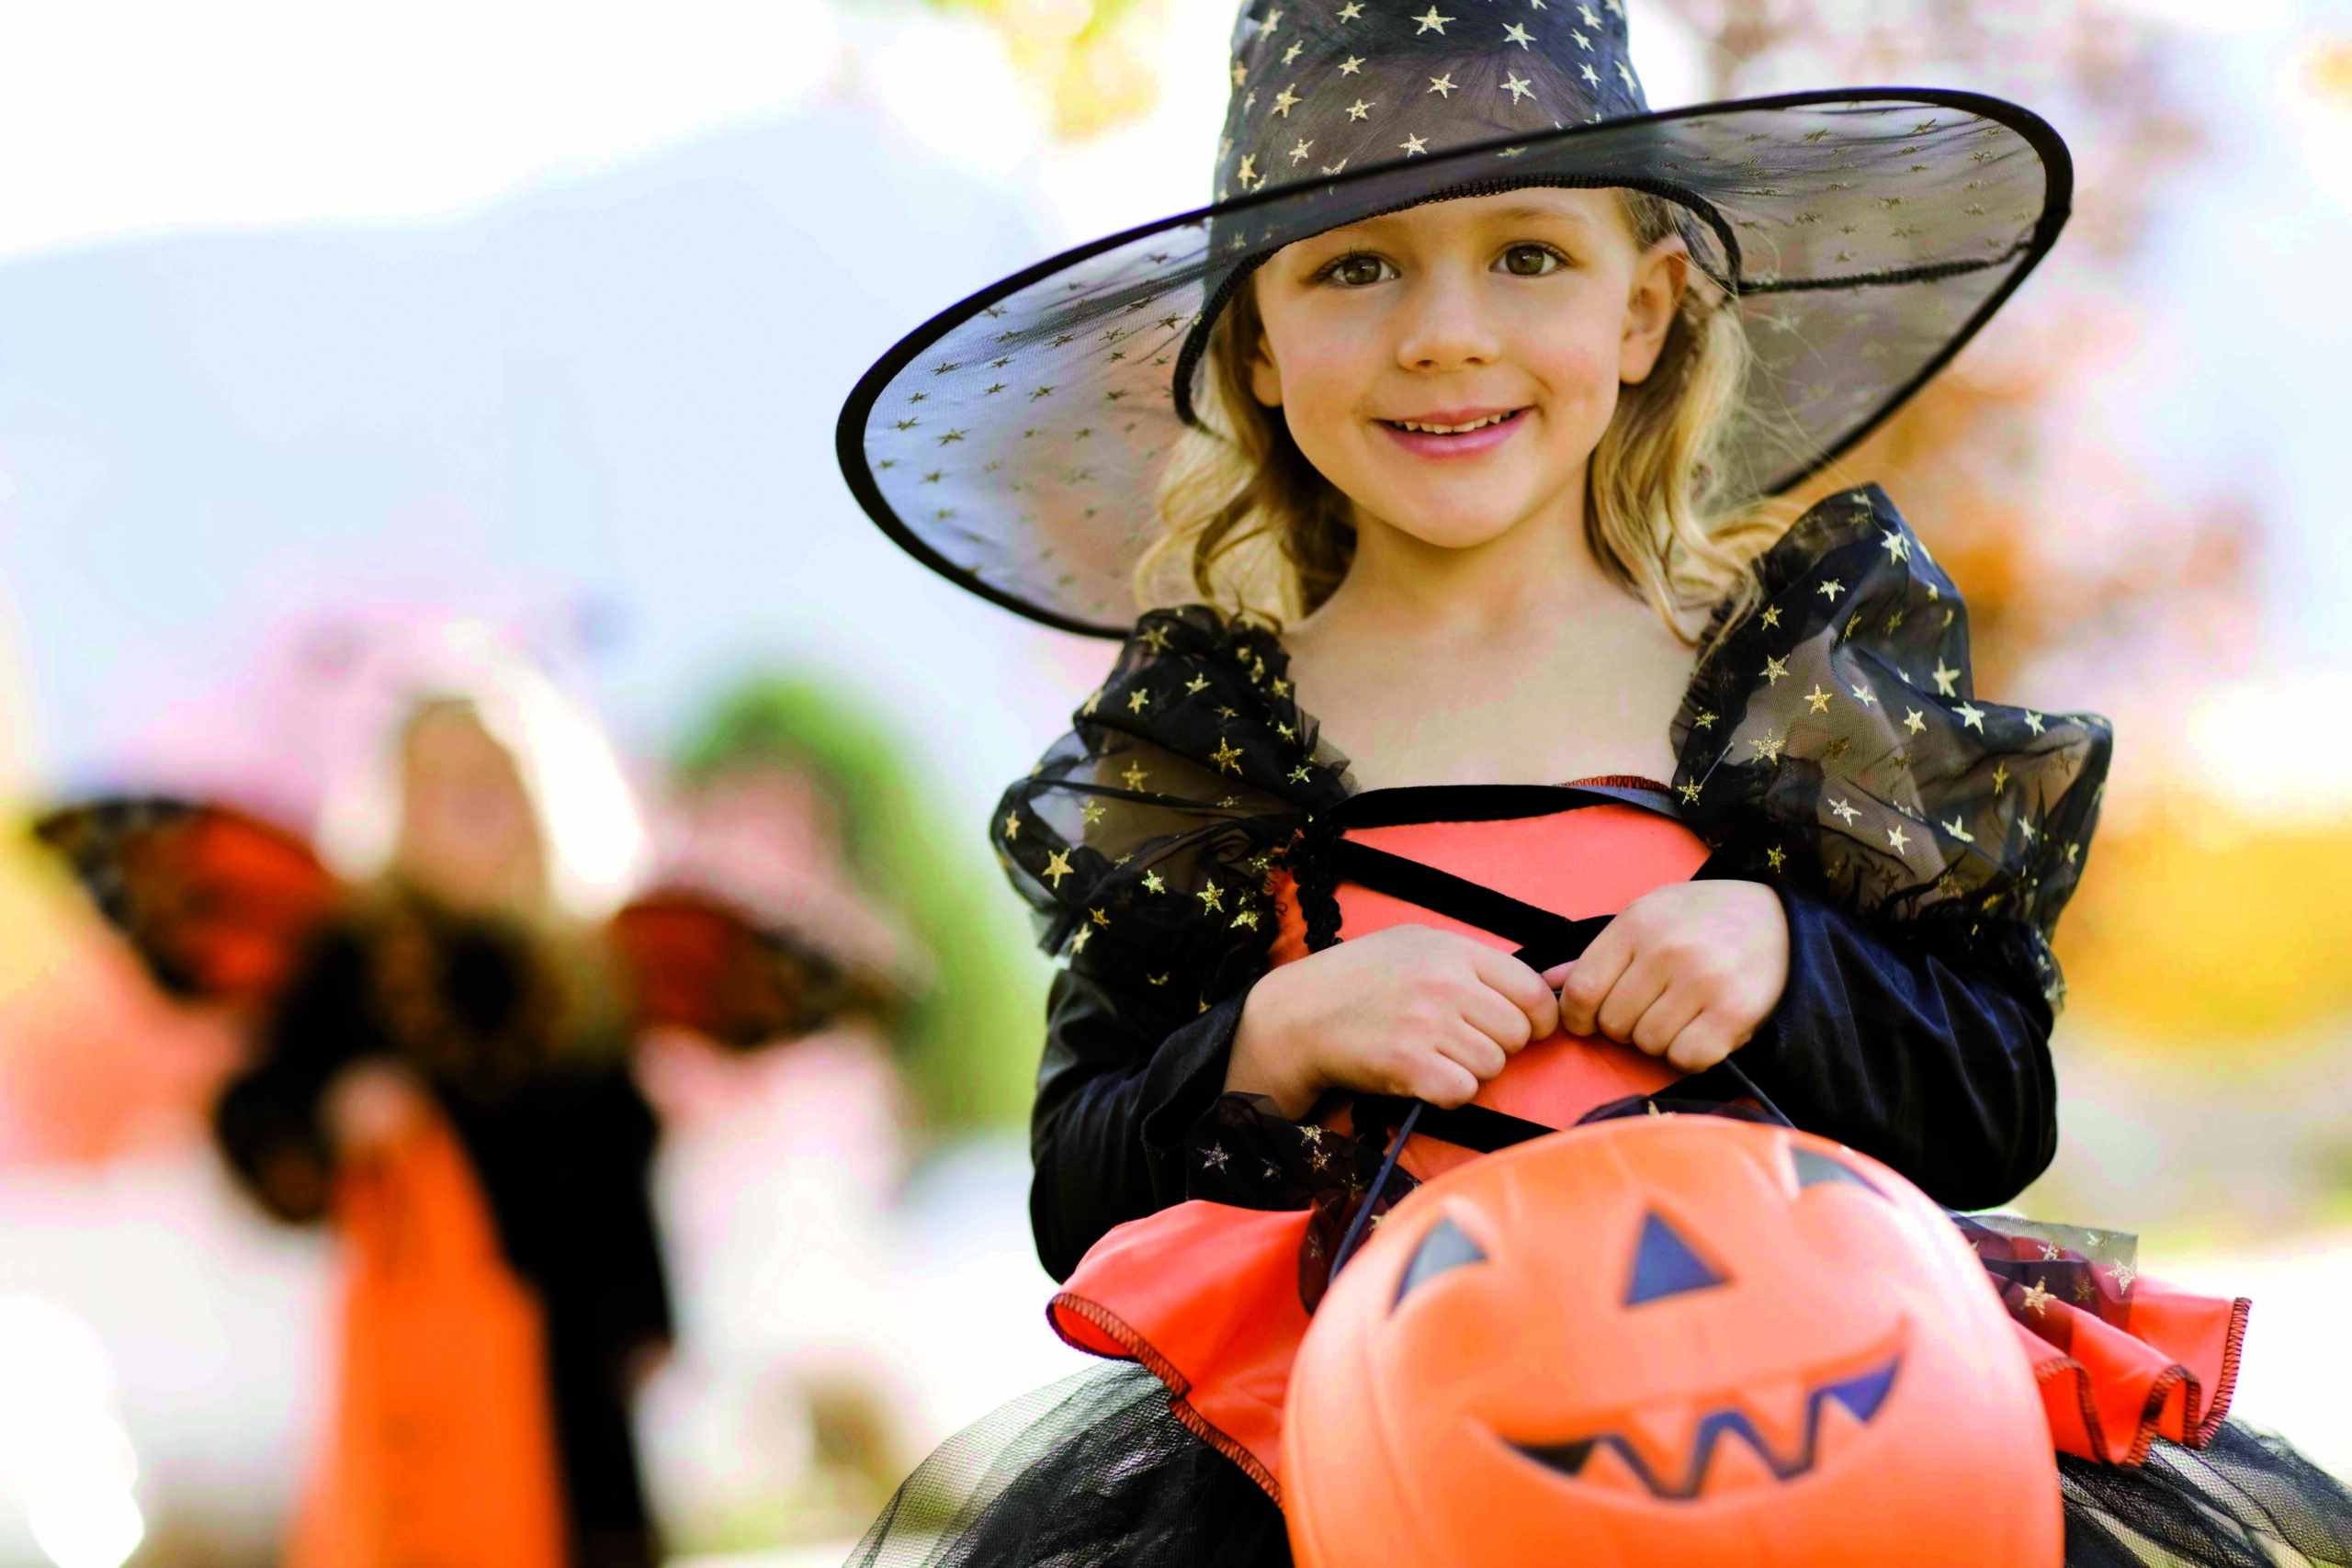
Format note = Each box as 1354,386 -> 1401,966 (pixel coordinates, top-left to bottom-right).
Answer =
1436,1025 -> 1510,1084
1665,1013 -> 1747,1074
1595,949 -> 1671,1045
1410,1055 -> 1483,1109
1469,946 -> 1560,1041
1555,918 -> 1637,1036
1458,983 -> 1539,1054
1629,982 -> 1706,1058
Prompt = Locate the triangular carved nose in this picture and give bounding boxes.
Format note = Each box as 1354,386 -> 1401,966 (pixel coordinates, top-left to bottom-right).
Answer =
1625,1211 -> 1726,1305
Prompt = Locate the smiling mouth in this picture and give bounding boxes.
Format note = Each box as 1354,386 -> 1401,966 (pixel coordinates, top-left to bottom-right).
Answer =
1507,1351 -> 1903,1501
1381,409 -> 1525,436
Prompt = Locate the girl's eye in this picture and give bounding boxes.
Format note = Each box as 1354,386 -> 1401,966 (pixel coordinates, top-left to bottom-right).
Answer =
1322,254 -> 1395,288
1498,243 -> 1564,277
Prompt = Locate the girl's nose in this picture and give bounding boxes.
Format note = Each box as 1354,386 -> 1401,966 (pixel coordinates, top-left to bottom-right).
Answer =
1393,271 -> 1503,373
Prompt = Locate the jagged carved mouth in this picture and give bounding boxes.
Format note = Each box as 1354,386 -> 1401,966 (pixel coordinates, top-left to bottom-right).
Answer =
1508,1352 -> 1902,1501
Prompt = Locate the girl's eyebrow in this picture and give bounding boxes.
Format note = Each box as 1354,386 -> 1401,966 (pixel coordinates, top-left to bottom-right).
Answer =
1324,201 -> 1595,244
1481,203 -> 1595,229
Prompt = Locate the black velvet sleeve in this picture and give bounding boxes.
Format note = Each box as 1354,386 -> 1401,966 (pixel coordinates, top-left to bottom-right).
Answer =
213,923 -> 383,1224
1734,875 -> 2057,1212
1029,952 -> 1254,1282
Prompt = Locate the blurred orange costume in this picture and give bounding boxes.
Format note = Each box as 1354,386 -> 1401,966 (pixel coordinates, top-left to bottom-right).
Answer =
290,1106 -> 565,1568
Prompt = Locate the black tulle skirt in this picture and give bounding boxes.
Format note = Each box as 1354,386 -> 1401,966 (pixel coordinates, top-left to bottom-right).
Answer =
848,1363 -> 2352,1568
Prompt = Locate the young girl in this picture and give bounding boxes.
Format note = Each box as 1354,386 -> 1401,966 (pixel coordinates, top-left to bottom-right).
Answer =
40,678 -> 881,1568
218,698 -> 677,1568
838,3 -> 2352,1562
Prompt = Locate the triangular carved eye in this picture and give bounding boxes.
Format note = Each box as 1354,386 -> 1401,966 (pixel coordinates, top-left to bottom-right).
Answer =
1792,1146 -> 1883,1197
1393,1216 -> 1487,1309
1625,1212 -> 1726,1305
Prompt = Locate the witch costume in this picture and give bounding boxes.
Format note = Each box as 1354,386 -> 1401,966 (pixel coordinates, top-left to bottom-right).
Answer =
834,3 -> 2352,1564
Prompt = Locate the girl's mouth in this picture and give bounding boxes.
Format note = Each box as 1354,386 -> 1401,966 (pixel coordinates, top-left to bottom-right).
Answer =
1378,407 -> 1528,457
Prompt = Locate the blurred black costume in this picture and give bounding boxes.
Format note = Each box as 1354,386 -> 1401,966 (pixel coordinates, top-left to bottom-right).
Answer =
217,892 -> 671,1568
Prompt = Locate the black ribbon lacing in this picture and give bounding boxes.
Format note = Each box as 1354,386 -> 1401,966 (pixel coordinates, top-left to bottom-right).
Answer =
1291,814 -> 1794,1278
1292,812 -> 1348,955
1329,1061 -> 1793,1278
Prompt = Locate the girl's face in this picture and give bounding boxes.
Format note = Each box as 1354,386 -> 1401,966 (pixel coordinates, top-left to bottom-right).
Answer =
396,705 -> 546,912
1248,187 -> 1686,555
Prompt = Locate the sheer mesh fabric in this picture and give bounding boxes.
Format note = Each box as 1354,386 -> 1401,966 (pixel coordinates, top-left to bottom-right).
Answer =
850,1374 -> 2352,1567
992,486 -> 2108,1014
2060,1423 -> 2352,1568
991,605 -> 1343,1018
844,1365 -> 1289,1568
1674,485 -> 2109,1006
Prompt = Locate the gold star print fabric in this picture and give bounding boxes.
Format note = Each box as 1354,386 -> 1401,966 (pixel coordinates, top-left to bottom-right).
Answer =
842,0 -> 2072,637
993,486 -> 2107,1018
993,606 -> 1351,1002
1671,485 -> 2110,1008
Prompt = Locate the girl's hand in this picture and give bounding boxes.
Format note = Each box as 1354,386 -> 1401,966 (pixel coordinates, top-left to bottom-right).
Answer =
1545,881 -> 1788,1074
323,1062 -> 431,1157
1227,925 -> 1559,1119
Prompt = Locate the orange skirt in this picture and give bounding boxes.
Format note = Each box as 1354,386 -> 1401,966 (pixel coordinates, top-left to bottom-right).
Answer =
1049,1190 -> 2247,1506
288,1107 -> 568,1568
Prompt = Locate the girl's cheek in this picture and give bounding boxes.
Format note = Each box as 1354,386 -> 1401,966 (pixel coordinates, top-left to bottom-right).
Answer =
1532,321 -> 1615,386
1541,339 -> 1622,418
1292,356 -> 1368,439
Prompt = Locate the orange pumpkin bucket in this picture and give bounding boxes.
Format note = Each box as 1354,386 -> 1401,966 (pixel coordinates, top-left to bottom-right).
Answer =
1282,1116 -> 2062,1568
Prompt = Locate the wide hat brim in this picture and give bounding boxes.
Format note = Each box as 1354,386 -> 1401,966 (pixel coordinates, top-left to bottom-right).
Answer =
837,86 -> 2072,637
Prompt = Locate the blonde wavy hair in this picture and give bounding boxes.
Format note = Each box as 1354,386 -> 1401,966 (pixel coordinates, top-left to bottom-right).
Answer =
1140,190 -> 1785,639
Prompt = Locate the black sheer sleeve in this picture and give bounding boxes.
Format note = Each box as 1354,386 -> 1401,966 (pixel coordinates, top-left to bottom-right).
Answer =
1675,483 -> 2111,1011
213,922 -> 384,1223
1668,481 -> 2103,1209
992,606 -> 1346,986
994,607 -> 1349,1279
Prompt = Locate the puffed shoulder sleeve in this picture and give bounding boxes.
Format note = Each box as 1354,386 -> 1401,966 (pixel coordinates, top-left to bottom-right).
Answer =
1672,484 -> 2111,1008
992,604 -> 1351,1006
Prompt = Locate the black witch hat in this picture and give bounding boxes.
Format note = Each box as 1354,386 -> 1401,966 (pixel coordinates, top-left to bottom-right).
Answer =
837,0 -> 2072,637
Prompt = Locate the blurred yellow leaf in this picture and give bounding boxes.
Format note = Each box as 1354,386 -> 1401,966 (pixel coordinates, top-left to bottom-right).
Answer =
2303,34 -> 2352,107
2061,796 -> 2352,1049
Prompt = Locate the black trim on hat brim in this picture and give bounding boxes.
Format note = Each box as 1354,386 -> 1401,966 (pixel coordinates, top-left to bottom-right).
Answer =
834,85 -> 2074,640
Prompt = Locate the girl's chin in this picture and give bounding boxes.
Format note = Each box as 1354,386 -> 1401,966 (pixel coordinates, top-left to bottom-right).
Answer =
1358,501 -> 1536,552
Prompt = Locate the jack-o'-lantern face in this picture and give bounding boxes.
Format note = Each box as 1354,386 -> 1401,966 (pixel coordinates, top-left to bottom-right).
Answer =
1282,1118 -> 2060,1568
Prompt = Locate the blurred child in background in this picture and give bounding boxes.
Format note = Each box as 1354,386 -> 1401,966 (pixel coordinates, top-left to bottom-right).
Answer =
38,631 -> 871,1567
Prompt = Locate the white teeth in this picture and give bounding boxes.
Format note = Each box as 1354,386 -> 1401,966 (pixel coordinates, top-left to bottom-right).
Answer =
1392,412 -> 1514,434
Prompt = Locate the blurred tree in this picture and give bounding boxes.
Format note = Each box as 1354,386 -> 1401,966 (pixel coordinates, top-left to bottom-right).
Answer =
674,674 -> 1046,1132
